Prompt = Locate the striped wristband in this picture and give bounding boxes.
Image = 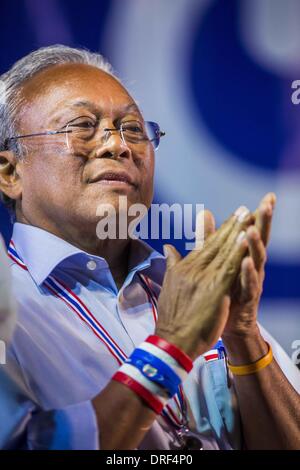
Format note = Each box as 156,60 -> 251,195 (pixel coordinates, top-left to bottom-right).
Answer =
113,367 -> 169,414
146,335 -> 193,372
112,335 -> 193,414
127,348 -> 182,397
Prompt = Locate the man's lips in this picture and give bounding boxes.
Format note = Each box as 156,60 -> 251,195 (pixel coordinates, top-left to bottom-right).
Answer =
88,171 -> 137,187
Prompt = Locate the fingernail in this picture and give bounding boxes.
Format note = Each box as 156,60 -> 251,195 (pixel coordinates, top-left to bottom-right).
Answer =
234,206 -> 250,222
163,245 -> 169,258
266,192 -> 276,207
247,226 -> 259,239
236,231 -> 246,244
265,203 -> 272,216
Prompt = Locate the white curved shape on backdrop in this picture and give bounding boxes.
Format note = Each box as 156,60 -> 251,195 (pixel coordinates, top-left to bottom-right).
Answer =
240,0 -> 300,76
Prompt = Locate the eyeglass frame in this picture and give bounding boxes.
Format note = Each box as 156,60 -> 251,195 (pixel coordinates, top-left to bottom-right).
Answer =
3,120 -> 166,152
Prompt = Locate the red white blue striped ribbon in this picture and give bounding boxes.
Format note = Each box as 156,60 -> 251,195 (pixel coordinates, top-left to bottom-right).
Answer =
8,240 -> 127,365
44,275 -> 127,364
138,273 -> 184,426
203,349 -> 219,362
138,273 -> 158,323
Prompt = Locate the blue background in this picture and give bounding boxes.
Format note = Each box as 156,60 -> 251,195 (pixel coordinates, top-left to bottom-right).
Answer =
0,0 -> 299,357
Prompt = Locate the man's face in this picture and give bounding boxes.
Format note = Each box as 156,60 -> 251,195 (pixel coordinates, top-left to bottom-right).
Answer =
15,63 -> 155,235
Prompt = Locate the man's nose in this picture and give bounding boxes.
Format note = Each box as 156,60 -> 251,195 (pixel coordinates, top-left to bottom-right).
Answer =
93,128 -> 132,160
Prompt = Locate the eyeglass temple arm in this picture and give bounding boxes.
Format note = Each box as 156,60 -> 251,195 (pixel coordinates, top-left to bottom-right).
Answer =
4,129 -> 73,149
149,130 -> 166,142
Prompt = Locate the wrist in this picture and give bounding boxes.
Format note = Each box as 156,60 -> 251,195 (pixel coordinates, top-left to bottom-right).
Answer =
222,328 -> 268,366
155,328 -> 204,361
227,342 -> 273,376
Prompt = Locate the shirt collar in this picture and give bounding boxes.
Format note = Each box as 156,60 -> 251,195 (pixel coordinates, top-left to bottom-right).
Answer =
11,222 -> 166,286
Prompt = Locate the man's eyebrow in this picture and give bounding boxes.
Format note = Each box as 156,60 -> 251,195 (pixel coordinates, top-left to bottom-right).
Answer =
52,100 -> 142,125
65,100 -> 101,114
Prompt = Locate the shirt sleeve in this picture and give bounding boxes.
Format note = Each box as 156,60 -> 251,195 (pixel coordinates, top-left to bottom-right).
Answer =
0,369 -> 99,450
26,400 -> 99,450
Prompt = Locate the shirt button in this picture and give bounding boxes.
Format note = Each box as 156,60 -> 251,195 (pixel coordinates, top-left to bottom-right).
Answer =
87,260 -> 97,271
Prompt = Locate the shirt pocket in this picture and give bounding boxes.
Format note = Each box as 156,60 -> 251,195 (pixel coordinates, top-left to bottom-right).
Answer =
205,358 -> 242,449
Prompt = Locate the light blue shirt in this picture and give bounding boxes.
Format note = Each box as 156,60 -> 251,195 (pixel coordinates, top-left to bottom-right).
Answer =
3,222 -> 300,450
0,369 -> 97,449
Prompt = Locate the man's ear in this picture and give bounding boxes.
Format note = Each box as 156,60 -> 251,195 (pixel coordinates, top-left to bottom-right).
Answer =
0,150 -> 22,202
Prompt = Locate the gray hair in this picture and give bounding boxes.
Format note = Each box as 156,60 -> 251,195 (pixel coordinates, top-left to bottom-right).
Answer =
0,44 -> 115,217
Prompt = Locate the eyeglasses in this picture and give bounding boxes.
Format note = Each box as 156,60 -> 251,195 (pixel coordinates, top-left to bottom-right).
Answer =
4,118 -> 165,153
66,118 -> 165,154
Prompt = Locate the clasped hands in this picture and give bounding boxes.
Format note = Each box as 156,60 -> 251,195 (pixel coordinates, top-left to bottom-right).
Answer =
155,193 -> 276,361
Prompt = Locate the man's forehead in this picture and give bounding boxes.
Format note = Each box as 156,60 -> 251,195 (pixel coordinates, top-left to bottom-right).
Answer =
22,62 -> 127,97
19,63 -> 140,128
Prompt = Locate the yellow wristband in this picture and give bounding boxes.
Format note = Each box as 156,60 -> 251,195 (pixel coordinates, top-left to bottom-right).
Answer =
227,342 -> 273,376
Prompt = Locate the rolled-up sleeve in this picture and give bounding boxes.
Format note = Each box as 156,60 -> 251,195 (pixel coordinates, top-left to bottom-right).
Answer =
27,400 -> 99,450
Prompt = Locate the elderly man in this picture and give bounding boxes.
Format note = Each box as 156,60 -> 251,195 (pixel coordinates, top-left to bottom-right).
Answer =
0,45 -> 299,450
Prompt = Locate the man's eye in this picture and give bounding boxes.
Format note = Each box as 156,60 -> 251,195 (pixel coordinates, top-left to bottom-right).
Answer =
122,123 -> 144,133
64,116 -> 97,130
65,117 -> 97,141
72,120 -> 96,129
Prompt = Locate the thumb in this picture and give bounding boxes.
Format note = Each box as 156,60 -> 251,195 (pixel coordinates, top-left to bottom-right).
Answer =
163,244 -> 182,270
